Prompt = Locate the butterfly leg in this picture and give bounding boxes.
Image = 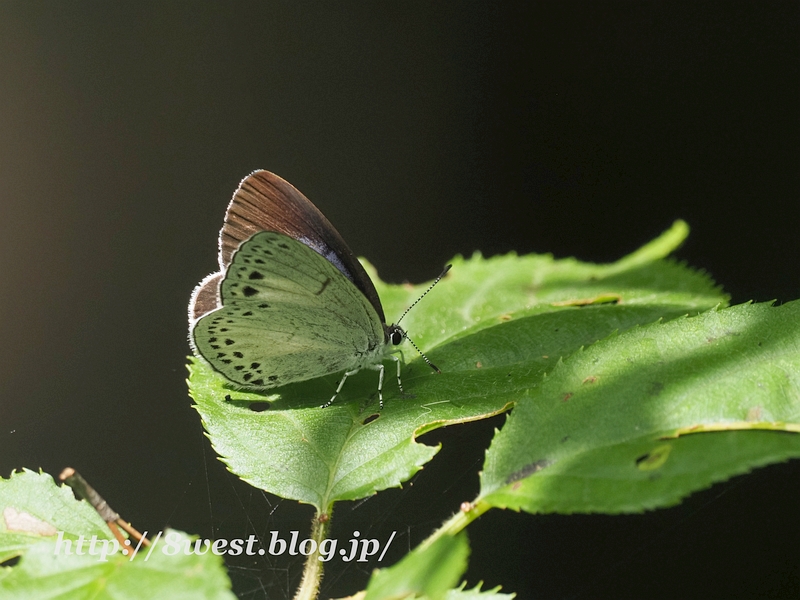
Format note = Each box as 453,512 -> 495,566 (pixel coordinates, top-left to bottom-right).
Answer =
368,363 -> 385,411
391,354 -> 404,396
320,368 -> 361,409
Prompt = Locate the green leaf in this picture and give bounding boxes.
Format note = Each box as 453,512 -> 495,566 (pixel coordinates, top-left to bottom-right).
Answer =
188,221 -> 727,510
359,539 -> 514,599
480,300 -> 800,513
364,532 -> 469,600
0,471 -> 234,599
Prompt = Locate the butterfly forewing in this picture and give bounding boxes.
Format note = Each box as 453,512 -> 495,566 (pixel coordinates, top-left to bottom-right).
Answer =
193,232 -> 386,389
216,171 -> 386,324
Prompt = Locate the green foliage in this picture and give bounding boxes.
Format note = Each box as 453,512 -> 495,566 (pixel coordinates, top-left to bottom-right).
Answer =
189,221 -> 732,515
8,220 -> 800,598
185,219 -> 800,596
0,470 -> 234,599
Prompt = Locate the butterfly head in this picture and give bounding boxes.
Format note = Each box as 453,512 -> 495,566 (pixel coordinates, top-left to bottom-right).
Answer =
386,324 -> 405,346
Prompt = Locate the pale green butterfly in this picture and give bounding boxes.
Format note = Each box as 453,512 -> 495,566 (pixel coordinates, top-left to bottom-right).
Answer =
189,170 -> 447,409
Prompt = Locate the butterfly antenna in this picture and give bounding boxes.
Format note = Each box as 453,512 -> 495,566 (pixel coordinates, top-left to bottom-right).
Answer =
403,332 -> 441,374
394,264 -> 451,374
396,264 -> 452,325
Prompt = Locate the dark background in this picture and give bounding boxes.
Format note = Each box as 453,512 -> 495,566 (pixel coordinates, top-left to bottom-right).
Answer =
1,2 -> 798,598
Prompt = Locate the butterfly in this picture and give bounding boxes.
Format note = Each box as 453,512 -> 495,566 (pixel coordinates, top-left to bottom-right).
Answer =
189,170 -> 446,409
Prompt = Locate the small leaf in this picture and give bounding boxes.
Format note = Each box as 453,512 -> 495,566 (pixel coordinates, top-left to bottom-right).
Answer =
0,531 -> 235,599
364,532 -> 469,600
0,471 -> 234,599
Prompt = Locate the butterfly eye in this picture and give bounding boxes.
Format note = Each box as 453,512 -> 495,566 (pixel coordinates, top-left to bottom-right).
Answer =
389,326 -> 405,346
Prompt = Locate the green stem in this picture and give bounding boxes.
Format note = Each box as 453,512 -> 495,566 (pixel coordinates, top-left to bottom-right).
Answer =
418,498 -> 492,550
293,506 -> 333,600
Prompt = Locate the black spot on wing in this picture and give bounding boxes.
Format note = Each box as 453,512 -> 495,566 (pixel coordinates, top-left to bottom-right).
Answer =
316,277 -> 331,295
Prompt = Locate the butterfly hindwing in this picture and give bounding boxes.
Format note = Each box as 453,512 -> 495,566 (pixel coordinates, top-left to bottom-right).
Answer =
193,231 -> 386,389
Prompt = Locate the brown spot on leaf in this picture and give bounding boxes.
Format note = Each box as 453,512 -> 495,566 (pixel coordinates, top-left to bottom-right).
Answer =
746,406 -> 763,422
505,459 -> 553,484
3,507 -> 58,536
